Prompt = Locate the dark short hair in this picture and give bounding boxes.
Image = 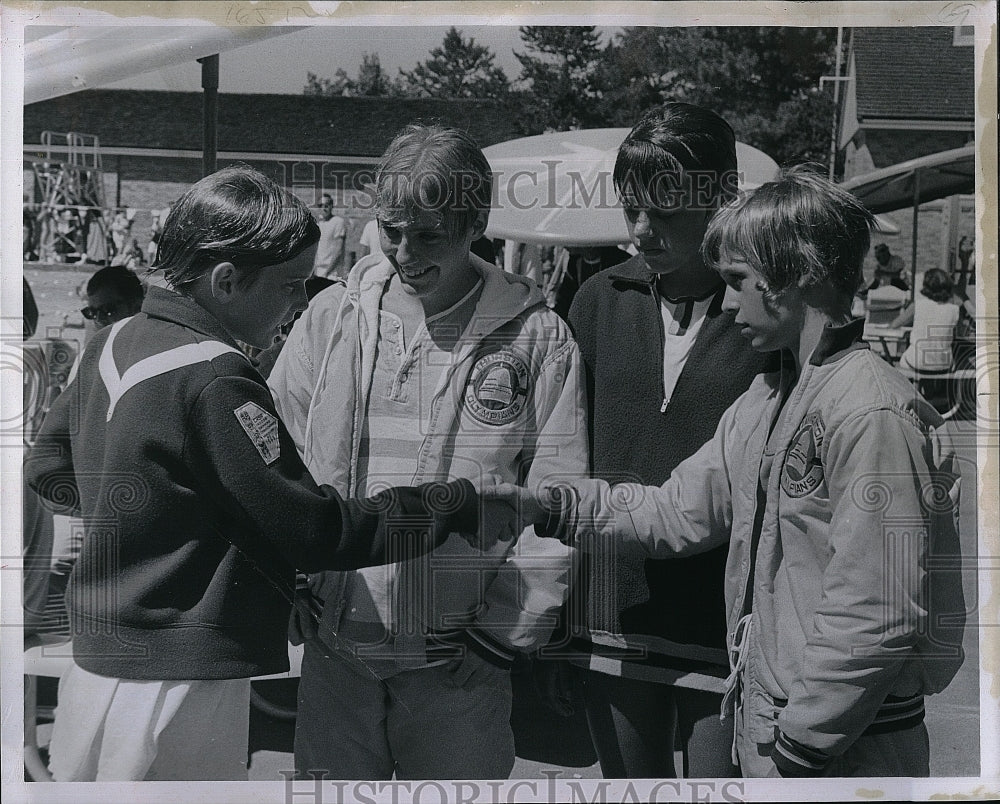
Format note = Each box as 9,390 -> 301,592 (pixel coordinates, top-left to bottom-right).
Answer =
374,124 -> 492,240
155,164 -> 320,289
702,166 -> 876,306
87,264 -> 144,304
921,268 -> 954,303
613,102 -> 739,212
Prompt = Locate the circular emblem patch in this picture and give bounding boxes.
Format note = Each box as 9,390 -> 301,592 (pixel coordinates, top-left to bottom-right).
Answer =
781,415 -> 825,498
464,349 -> 530,426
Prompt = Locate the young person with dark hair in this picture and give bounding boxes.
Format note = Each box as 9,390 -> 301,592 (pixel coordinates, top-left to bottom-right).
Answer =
492,169 -> 966,778
563,102 -> 773,779
25,164 -> 509,781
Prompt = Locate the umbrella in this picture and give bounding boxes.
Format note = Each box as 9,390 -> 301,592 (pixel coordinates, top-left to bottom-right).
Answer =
841,146 -> 976,303
840,146 -> 975,215
483,128 -> 779,246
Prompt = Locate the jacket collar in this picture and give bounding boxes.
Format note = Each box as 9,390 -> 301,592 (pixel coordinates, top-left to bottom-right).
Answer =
807,317 -> 868,367
608,253 -> 726,305
347,254 -> 547,338
140,285 -> 243,349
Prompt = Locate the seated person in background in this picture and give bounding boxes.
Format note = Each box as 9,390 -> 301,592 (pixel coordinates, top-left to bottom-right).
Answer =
892,268 -> 964,373
867,243 -> 908,292
490,168 -> 966,778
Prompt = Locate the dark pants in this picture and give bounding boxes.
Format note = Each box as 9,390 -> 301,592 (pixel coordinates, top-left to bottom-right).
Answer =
581,671 -> 738,778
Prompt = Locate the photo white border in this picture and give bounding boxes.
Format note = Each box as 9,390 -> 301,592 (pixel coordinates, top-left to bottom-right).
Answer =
2,2 -> 997,802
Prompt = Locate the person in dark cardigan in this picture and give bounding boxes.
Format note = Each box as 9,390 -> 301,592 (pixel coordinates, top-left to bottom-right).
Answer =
564,103 -> 775,779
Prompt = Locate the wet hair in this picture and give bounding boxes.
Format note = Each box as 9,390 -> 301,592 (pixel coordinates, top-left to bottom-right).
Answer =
701,166 -> 876,307
86,264 -> 144,306
374,124 -> 492,240
154,164 -> 320,289
613,102 -> 739,213
921,268 -> 955,303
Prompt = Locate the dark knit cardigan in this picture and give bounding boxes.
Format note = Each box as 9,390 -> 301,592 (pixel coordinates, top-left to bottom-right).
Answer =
25,287 -> 478,681
567,254 -> 774,681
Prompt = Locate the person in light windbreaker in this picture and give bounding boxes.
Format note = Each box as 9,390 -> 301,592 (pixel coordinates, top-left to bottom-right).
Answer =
268,124 -> 588,780
490,169 -> 966,777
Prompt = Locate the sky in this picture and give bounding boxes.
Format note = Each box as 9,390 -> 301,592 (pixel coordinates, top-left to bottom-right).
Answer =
85,26 -> 621,95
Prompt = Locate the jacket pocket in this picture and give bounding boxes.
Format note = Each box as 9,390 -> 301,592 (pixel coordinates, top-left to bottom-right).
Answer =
745,669 -> 782,744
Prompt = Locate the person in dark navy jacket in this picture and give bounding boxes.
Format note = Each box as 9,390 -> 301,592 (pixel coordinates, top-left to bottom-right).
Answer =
25,165 -> 512,782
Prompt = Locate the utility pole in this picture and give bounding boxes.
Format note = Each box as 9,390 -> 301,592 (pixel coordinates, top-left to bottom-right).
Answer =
199,54 -> 219,176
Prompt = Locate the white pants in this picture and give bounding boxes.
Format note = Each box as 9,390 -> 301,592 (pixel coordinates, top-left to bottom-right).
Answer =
48,662 -> 251,781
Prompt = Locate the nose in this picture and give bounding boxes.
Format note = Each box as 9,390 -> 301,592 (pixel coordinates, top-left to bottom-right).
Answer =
291,283 -> 309,316
631,210 -> 652,239
394,233 -> 415,265
722,284 -> 740,314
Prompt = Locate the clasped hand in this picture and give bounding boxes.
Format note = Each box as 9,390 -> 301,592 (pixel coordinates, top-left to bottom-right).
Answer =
454,483 -> 556,551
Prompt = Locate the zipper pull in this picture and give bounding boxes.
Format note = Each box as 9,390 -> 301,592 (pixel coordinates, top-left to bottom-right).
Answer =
660,397 -> 669,414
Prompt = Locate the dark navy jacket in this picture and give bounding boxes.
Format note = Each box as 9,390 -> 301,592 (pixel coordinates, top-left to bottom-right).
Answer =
25,286 -> 477,681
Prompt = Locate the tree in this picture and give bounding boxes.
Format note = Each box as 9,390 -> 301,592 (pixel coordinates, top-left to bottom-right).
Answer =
303,53 -> 403,97
512,26 -> 611,133
399,27 -> 509,99
600,27 -> 839,168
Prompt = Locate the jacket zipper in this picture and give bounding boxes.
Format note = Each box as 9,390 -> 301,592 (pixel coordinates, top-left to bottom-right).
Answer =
651,279 -> 670,414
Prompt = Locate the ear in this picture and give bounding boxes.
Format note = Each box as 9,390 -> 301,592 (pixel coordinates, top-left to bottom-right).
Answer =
470,210 -> 489,241
209,262 -> 238,302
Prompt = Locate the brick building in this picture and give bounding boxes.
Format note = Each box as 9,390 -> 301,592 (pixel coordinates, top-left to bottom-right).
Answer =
837,27 -> 976,277
24,89 -> 522,260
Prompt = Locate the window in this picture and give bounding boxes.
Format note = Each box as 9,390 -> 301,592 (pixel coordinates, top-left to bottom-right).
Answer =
953,25 -> 974,46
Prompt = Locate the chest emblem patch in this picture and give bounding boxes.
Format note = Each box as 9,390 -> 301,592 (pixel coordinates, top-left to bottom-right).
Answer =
234,401 -> 280,465
782,414 -> 825,497
464,348 -> 531,426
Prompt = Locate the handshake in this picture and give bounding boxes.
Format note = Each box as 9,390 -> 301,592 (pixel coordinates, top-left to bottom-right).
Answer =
461,481 -> 571,552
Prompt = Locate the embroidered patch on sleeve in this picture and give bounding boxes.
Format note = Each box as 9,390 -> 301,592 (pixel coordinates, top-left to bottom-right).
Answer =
234,401 -> 280,465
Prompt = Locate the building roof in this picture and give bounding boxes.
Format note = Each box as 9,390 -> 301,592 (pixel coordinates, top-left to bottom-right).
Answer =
852,28 -> 975,122
24,89 -> 522,156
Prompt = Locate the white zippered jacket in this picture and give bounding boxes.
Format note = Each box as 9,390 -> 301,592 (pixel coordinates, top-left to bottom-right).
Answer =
269,255 -> 588,666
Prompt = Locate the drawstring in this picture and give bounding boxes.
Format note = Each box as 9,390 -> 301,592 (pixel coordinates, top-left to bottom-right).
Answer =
721,612 -> 753,766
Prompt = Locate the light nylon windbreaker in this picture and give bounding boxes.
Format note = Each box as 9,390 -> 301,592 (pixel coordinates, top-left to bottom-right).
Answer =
269,254 -> 588,665
555,327 -> 965,772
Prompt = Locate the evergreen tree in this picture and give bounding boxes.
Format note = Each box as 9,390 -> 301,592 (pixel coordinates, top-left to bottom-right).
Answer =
303,53 -> 403,97
399,27 -> 509,99
601,27 -> 839,168
512,26 -> 611,133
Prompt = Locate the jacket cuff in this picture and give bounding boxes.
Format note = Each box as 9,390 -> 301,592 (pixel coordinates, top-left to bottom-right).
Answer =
534,484 -> 577,544
772,731 -> 830,777
462,627 -> 516,671
430,478 -> 479,537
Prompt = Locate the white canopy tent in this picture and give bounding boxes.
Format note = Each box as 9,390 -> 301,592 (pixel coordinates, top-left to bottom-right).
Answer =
24,26 -> 305,106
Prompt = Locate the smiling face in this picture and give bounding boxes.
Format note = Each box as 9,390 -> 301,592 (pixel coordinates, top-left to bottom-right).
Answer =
217,244 -> 317,349
717,255 -> 805,354
379,210 -> 485,312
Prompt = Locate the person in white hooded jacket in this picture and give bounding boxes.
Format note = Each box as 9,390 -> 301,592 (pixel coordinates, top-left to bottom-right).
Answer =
490,169 -> 966,778
268,124 -> 588,780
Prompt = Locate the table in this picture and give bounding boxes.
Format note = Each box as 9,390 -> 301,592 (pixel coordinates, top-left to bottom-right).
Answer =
863,324 -> 911,364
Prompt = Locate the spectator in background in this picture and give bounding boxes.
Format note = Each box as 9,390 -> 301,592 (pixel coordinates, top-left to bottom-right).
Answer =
867,243 -> 908,292
148,203 -> 173,266
359,217 -> 383,258
312,193 -> 348,280
551,245 -> 630,322
892,268 -> 965,373
82,265 -> 145,331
